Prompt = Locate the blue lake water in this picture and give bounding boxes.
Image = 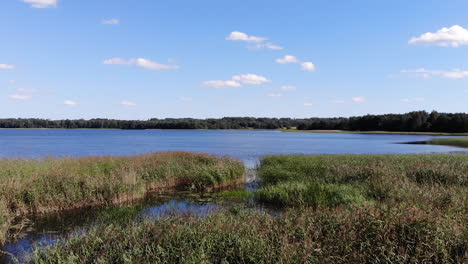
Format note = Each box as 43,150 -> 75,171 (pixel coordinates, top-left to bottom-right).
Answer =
0,129 -> 466,167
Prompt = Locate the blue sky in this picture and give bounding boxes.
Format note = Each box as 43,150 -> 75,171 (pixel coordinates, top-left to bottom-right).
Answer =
1,0 -> 467,119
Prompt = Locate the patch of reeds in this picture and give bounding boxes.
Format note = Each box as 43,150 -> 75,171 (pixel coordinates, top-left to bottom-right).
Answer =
0,152 -> 245,244
256,154 -> 468,209
31,205 -> 466,263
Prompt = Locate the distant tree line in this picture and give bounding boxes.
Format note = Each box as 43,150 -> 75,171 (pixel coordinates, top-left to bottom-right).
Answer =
0,111 -> 467,132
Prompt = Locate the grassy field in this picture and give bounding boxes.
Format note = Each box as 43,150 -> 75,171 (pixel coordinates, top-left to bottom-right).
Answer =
28,154 -> 467,263
424,137 -> 468,148
0,152 -> 245,245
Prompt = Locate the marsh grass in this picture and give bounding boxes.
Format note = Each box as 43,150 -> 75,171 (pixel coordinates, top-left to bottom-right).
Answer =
31,205 -> 466,263
256,154 -> 468,209
13,154 -> 468,263
0,152 -> 245,244
255,182 -> 367,207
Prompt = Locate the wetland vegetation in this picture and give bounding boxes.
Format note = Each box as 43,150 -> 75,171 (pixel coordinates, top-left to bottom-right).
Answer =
0,152 -> 245,245
5,153 -> 465,263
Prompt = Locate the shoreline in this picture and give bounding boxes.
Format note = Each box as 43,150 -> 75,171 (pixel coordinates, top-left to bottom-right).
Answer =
1,127 -> 468,136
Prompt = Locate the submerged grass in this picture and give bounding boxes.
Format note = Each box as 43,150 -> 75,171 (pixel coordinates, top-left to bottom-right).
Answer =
0,152 -> 245,244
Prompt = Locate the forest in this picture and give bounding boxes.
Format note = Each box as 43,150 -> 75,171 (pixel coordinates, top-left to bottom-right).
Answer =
0,111 -> 467,133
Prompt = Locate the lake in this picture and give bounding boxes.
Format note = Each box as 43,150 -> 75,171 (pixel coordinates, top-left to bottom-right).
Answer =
0,129 -> 465,167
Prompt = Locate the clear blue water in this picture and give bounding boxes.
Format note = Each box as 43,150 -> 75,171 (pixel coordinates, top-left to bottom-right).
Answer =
0,129 -> 465,167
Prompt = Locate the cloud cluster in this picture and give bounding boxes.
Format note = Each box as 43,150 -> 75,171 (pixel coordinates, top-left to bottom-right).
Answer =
102,18 -> 120,25
276,55 -> 316,72
103,58 -> 180,70
23,0 -> 57,8
202,74 -> 271,88
226,31 -> 283,50
0,64 -> 15,70
409,25 -> 468,47
402,68 -> 468,79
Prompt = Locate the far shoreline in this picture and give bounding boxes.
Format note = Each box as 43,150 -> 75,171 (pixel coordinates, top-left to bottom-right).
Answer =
2,128 -> 467,136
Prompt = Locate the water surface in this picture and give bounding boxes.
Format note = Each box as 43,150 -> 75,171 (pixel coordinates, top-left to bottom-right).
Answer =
0,129 -> 465,167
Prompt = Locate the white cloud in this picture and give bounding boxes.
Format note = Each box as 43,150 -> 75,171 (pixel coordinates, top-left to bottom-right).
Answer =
280,85 -> 296,91
63,100 -> 77,106
179,97 -> 193,101
276,56 -> 317,72
301,62 -> 316,72
409,25 -> 468,47
102,18 -> 120,25
9,94 -> 31,100
0,64 -> 15,70
251,43 -> 284,50
103,57 -> 179,70
133,58 -> 179,70
303,103 -> 313,107
267,93 -> 283,97
202,80 -> 242,88
232,74 -> 271,85
23,0 -> 57,8
401,97 -> 425,103
226,31 -> 267,43
276,55 -> 299,64
227,31 -> 283,50
402,68 -> 468,79
351,96 -> 366,103
202,74 -> 270,88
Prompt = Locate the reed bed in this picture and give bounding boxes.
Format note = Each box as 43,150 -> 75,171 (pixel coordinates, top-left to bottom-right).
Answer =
256,154 -> 468,210
0,152 -> 245,244
14,154 -> 468,263
32,205 -> 466,263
